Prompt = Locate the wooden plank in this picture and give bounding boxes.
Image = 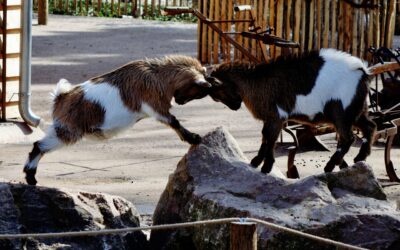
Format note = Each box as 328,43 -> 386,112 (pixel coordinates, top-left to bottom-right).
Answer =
338,0 -> 344,50
275,0 -> 283,57
0,28 -> 21,34
38,0 -> 48,25
285,0 -> 292,43
380,0 -> 387,48
316,0 -> 321,49
262,0 -> 269,60
197,0 -> 202,61
359,7 -> 365,59
65,0 -> 69,14
0,5 -> 21,11
74,0 -> 77,13
221,0 -> 227,61
151,0 -> 155,16
385,0 -> 396,48
227,0 -> 233,61
213,0 -> 220,63
300,0 -> 306,53
307,0 -> 314,50
294,0 -> 302,49
201,0 -> 208,63
269,0 -> 275,58
368,62 -> 400,75
366,5 -> 373,61
243,0 -> 250,60
351,6 -> 358,55
257,0 -> 265,61
322,0 -> 329,48
343,1 -> 351,52
374,0 -> 380,47
208,0 -> 214,63
330,0 -> 337,48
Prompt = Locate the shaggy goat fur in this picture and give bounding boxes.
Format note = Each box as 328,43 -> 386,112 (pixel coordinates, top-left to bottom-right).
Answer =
207,49 -> 376,174
24,55 -> 211,185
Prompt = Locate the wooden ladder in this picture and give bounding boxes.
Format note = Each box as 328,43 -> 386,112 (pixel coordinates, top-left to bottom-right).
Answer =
0,0 -> 21,121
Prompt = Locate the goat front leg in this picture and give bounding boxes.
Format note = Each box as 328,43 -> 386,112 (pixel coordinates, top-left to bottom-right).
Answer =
250,123 -> 270,168
251,120 -> 282,174
158,113 -> 201,145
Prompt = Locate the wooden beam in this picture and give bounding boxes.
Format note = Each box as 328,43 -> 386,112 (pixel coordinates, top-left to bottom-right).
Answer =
38,0 -> 48,25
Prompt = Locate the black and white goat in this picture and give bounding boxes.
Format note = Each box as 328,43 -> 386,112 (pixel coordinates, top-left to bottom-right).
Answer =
206,49 -> 376,174
24,55 -> 213,185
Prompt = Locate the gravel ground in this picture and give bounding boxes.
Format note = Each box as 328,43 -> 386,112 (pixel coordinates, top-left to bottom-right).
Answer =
0,15 -> 399,216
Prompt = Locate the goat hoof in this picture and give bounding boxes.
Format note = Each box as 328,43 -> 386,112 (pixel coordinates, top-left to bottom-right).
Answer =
250,156 -> 263,168
260,165 -> 272,174
23,167 -> 37,186
353,154 -> 367,163
324,162 -> 335,173
188,134 -> 201,145
339,161 -> 348,169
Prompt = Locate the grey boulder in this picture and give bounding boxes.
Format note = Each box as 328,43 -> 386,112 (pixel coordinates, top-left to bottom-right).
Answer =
0,183 -> 148,250
150,127 -> 400,250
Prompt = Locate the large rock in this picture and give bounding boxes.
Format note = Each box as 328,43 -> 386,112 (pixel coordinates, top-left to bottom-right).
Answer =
150,127 -> 400,250
0,183 -> 148,250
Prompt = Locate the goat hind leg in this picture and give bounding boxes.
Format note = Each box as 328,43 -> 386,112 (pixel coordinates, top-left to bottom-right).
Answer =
324,128 -> 355,172
353,114 -> 376,163
24,125 -> 67,185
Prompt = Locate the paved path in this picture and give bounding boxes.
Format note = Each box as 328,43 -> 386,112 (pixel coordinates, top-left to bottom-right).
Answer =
0,15 -> 399,215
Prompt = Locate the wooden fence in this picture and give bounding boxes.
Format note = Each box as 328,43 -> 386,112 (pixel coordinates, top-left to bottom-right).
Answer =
34,0 -> 195,18
198,0 -> 397,64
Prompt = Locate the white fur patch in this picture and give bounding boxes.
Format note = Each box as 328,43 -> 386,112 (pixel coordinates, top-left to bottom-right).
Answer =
362,138 -> 368,143
81,81 -> 144,136
290,49 -> 365,118
26,125 -> 63,170
39,125 -> 63,152
141,102 -> 169,123
51,78 -> 73,99
24,154 -> 41,170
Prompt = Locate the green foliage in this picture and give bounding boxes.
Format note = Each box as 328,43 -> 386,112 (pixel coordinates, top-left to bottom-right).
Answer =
38,1 -> 197,23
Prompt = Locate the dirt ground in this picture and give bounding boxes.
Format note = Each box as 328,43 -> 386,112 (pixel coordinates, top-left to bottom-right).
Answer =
0,15 -> 399,216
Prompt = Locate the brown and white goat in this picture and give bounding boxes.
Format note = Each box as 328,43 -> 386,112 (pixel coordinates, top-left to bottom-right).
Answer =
206,49 -> 376,174
24,55 -> 212,185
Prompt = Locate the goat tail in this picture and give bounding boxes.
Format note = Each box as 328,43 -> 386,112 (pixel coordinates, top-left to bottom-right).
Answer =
51,79 -> 73,100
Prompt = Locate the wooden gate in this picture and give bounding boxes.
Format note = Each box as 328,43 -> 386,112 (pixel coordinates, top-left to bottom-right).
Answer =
198,0 -> 396,64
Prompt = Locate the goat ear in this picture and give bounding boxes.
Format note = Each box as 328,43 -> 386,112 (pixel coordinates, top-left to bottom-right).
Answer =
205,76 -> 223,87
195,79 -> 212,88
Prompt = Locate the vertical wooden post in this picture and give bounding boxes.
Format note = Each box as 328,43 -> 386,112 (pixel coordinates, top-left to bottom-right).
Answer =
230,222 -> 257,250
213,0 -> 219,63
38,0 -> 48,25
65,0 -> 69,14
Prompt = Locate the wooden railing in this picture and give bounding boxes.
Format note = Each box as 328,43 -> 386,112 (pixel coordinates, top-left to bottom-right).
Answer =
34,0 -> 195,18
198,0 -> 396,64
